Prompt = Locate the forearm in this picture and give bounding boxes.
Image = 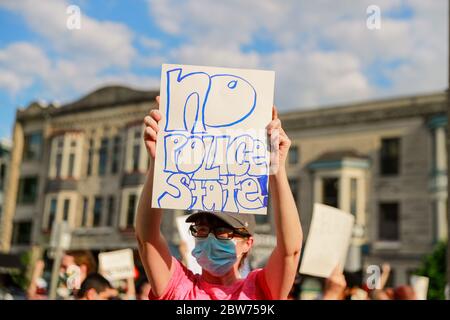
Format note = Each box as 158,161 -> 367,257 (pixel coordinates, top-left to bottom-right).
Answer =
135,163 -> 173,296
136,163 -> 163,242
270,167 -> 303,256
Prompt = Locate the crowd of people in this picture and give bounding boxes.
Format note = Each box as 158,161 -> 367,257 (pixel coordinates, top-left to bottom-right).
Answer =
12,248 -> 419,301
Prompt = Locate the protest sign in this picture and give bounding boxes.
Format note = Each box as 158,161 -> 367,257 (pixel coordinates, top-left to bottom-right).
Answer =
300,203 -> 355,278
175,215 -> 202,274
152,64 -> 275,215
98,249 -> 135,281
410,275 -> 429,300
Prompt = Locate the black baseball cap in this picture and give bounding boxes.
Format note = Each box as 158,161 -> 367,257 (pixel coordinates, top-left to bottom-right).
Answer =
185,211 -> 256,236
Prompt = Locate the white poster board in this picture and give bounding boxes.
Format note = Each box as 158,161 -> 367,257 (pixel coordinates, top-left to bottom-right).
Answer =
410,275 -> 429,300
300,203 -> 355,278
98,249 -> 135,281
175,215 -> 202,275
152,64 -> 275,215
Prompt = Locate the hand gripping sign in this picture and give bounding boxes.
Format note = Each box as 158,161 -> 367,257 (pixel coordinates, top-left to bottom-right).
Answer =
152,64 -> 275,215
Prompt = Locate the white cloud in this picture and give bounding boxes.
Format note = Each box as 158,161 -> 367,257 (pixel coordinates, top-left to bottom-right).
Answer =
139,36 -> 163,50
0,0 -> 447,114
148,0 -> 448,109
169,45 -> 261,69
0,42 -> 50,94
148,0 -> 289,48
270,50 -> 371,108
0,0 -> 135,68
0,0 -> 156,103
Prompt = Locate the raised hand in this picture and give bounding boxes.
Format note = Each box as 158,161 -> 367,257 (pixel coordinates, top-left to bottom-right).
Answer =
267,106 -> 291,174
143,96 -> 162,159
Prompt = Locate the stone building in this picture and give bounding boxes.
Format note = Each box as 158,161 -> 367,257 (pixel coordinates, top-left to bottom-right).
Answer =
0,85 -> 447,286
281,92 -> 448,285
0,140 -> 11,236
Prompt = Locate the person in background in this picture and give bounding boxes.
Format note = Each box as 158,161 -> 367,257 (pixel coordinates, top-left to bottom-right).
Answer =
61,250 -> 97,284
136,279 -> 152,300
136,97 -> 303,300
368,263 -> 392,300
322,266 -> 347,300
27,259 -> 47,300
77,273 -> 118,300
58,250 -> 97,299
392,285 -> 417,300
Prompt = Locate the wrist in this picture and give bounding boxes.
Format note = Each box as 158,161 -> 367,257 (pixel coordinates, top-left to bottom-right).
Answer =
270,165 -> 287,180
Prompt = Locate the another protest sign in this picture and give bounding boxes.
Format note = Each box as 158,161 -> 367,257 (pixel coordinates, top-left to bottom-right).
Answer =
410,275 -> 429,300
300,203 -> 355,278
98,249 -> 135,281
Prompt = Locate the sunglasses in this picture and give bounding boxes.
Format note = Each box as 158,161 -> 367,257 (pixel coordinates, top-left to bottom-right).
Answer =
189,224 -> 250,240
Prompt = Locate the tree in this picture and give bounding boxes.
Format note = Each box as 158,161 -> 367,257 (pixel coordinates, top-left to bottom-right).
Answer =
416,241 -> 447,300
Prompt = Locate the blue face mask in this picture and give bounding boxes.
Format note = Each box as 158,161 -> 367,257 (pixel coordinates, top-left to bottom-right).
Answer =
191,234 -> 237,276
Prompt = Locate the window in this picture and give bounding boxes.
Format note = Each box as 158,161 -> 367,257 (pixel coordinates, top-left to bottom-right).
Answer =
350,178 -> 357,216
0,163 -> 6,191
322,177 -> 339,208
82,197 -> 89,227
111,135 -> 121,174
87,139 -> 94,176
93,197 -> 103,227
255,214 -> 268,225
99,138 -> 108,176
379,202 -> 399,241
132,144 -> 140,172
68,153 -> 75,178
62,199 -> 70,221
380,138 -> 400,175
18,177 -> 38,204
13,221 -> 32,245
48,198 -> 57,230
126,194 -> 137,228
107,196 -> 116,226
132,128 -> 141,172
55,153 -> 63,178
289,178 -> 299,204
288,146 -> 299,165
23,132 -> 42,161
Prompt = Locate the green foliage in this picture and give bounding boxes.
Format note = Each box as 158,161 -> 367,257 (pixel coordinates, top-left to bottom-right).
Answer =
10,251 -> 32,291
416,241 -> 447,300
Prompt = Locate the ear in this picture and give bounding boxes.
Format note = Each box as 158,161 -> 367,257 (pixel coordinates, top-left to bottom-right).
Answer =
243,236 -> 254,254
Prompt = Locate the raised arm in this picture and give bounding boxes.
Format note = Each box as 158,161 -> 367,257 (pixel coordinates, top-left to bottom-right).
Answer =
135,96 -> 173,297
264,106 -> 303,299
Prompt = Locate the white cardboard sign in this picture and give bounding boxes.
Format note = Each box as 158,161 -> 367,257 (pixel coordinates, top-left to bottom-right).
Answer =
152,64 -> 275,215
98,249 -> 135,281
300,203 -> 355,278
410,275 -> 429,300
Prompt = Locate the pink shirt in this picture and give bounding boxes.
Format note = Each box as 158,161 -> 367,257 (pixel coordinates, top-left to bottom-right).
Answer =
149,257 -> 273,300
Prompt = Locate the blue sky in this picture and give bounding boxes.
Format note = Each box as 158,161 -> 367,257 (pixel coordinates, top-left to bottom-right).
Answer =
0,0 -> 448,140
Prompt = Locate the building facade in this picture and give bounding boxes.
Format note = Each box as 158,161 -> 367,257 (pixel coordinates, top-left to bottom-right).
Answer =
0,86 -> 447,286
0,140 -> 11,239
281,92 -> 448,285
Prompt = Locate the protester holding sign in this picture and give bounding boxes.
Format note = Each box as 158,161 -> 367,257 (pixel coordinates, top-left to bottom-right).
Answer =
136,93 -> 302,300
